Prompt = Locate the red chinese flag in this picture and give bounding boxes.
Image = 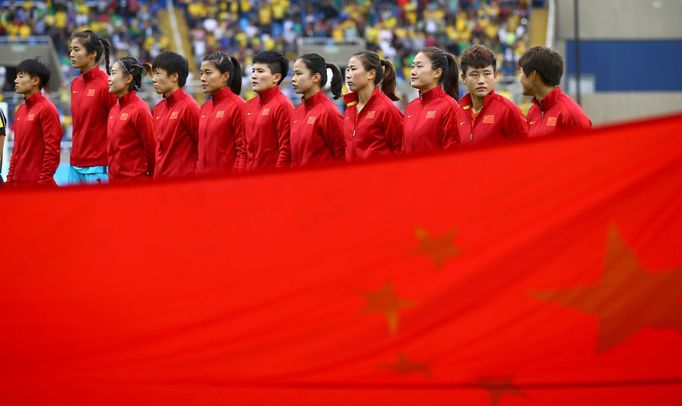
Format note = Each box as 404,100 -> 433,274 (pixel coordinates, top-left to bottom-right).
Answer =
1,114 -> 681,405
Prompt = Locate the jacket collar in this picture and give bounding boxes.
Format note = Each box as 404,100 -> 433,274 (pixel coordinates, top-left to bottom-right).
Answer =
533,87 -> 562,111
303,90 -> 326,110
211,87 -> 233,104
257,86 -> 281,104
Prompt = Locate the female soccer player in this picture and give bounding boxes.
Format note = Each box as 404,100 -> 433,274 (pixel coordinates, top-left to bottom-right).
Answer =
107,57 -> 156,182
69,30 -> 117,184
290,53 -> 345,167
343,51 -> 403,161
197,52 -> 246,174
403,47 -> 468,153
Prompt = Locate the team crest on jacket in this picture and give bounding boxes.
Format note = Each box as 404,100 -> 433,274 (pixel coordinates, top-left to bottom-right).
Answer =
87,88 -> 96,97
482,114 -> 495,124
170,111 -> 179,120
307,116 -> 317,124
120,113 -> 128,121
262,108 -> 270,116
547,117 -> 557,127
426,110 -> 436,119
366,111 -> 376,119
216,111 -> 224,118
27,114 -> 35,121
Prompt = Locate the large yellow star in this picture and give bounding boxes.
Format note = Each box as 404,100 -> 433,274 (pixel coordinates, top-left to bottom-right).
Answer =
535,227 -> 682,352
477,377 -> 524,405
412,227 -> 459,268
362,283 -> 415,335
380,353 -> 432,377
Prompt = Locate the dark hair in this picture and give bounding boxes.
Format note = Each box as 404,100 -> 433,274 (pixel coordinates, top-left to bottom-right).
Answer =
253,50 -> 288,85
202,52 -> 242,95
518,46 -> 564,87
460,44 -> 497,75
418,47 -> 460,101
17,58 -> 50,90
297,53 -> 343,99
71,30 -> 113,74
351,50 -> 400,101
116,57 -> 151,92
152,51 -> 190,87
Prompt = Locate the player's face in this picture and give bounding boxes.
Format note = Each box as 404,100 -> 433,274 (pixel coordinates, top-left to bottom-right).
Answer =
345,56 -> 372,92
291,59 -> 318,97
152,67 -> 177,97
410,52 -> 440,91
14,72 -> 36,95
518,68 -> 534,97
108,62 -> 129,96
69,39 -> 96,70
462,65 -> 496,98
199,60 -> 229,95
251,63 -> 279,94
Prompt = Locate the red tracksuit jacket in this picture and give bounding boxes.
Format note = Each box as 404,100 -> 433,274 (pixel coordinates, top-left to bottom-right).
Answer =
527,87 -> 592,137
244,86 -> 293,170
458,90 -> 528,144
403,86 -> 468,153
7,92 -> 63,186
290,91 -> 345,167
107,91 -> 156,182
70,66 -> 118,167
153,88 -> 200,179
343,87 -> 403,161
198,87 -> 246,174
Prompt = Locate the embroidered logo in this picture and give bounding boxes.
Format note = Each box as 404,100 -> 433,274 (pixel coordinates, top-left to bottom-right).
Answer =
216,110 -> 224,118
87,88 -> 96,97
307,116 -> 317,124
459,121 -> 466,126
482,114 -> 495,124
72,90 -> 78,94
407,114 -> 414,118
120,113 -> 128,121
170,111 -> 179,120
426,110 -> 436,119
547,117 -> 557,127
262,108 -> 270,116
27,113 -> 35,121
247,112 -> 254,116
529,121 -> 536,126
366,111 -> 376,119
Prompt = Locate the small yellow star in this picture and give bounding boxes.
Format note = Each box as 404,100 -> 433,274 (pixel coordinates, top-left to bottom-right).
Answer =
362,283 -> 415,335
412,227 -> 460,268
380,353 -> 432,377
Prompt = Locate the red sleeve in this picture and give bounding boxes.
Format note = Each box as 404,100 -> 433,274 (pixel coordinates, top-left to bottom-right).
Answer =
137,106 -> 156,176
382,103 -> 403,154
441,103 -> 462,150
321,108 -> 346,160
184,102 -> 201,145
233,105 -> 247,172
504,104 -> 529,139
274,104 -> 292,168
38,106 -> 64,185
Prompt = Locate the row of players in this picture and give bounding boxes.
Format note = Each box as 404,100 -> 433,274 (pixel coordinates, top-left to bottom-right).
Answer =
3,30 -> 591,187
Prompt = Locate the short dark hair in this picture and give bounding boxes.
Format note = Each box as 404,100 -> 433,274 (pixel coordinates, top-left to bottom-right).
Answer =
460,44 -> 497,75
253,51 -> 288,85
518,46 -> 564,87
17,58 -> 50,90
152,51 -> 189,87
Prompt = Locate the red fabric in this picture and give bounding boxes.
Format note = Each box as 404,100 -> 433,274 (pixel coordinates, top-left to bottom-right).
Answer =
153,88 -> 201,179
2,114 -> 682,405
290,91 -> 345,167
403,86 -> 468,153
198,87 -> 246,174
70,66 -> 118,167
6,92 -> 63,186
459,90 -> 528,144
343,87 -> 403,161
244,86 -> 293,170
107,91 -> 156,182
527,87 -> 592,137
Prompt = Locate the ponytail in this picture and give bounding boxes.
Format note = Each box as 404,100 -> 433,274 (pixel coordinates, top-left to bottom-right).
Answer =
443,53 -> 460,101
380,59 -> 400,101
228,56 -> 242,95
72,30 -> 113,74
98,35 -> 112,75
326,63 -> 343,99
